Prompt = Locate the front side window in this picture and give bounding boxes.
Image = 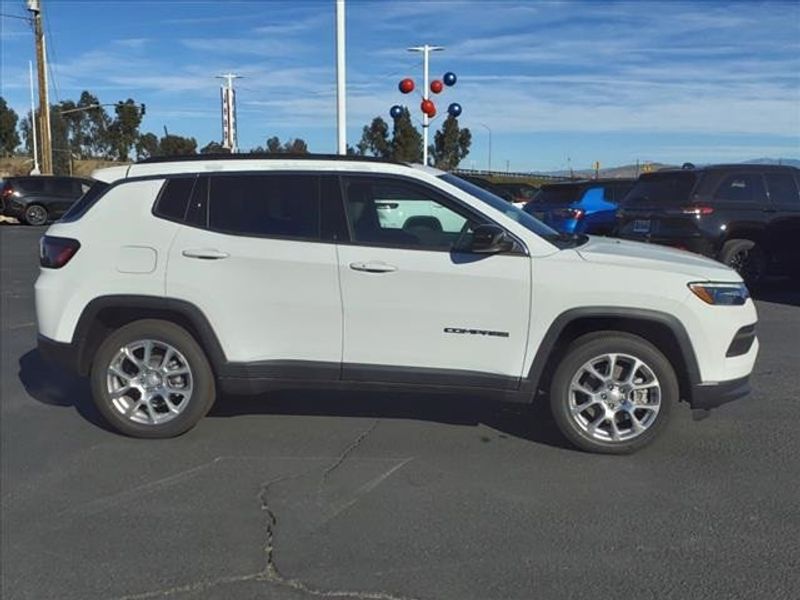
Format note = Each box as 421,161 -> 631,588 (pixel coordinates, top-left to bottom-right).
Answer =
207,174 -> 320,240
714,173 -> 766,204
765,172 -> 799,204
342,177 -> 481,250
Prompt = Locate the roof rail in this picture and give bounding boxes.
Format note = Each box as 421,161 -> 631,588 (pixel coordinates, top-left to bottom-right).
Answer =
137,153 -> 405,165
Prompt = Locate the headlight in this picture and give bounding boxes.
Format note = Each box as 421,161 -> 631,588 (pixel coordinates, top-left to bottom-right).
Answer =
688,282 -> 750,306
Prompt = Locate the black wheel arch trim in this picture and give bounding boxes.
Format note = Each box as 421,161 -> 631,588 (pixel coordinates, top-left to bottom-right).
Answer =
519,306 -> 702,404
69,295 -> 228,376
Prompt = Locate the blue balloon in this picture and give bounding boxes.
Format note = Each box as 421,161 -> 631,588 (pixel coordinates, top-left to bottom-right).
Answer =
443,72 -> 457,86
447,102 -> 462,117
389,104 -> 404,119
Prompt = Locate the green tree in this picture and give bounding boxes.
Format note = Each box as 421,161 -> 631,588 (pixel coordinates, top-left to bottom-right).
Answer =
266,136 -> 282,153
390,108 -> 422,163
430,115 -> 471,170
107,99 -> 143,161
49,106 -> 72,175
283,138 -> 308,154
158,134 -> 197,156
263,136 -> 309,154
135,132 -> 159,160
77,91 -> 111,158
200,140 -> 230,154
356,117 -> 391,158
0,97 -> 20,156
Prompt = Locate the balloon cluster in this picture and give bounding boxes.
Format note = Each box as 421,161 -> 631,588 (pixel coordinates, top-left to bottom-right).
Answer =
391,71 -> 462,121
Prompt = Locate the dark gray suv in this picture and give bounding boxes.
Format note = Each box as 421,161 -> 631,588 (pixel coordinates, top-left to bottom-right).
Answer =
1,176 -> 93,225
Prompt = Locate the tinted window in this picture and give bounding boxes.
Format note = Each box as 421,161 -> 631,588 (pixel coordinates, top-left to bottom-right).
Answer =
343,177 -> 481,250
16,178 -> 45,193
531,184 -> 586,205
624,172 -> 697,205
154,177 -> 195,222
186,176 -> 208,227
765,172 -> 799,204
60,180 -> 110,222
714,173 -> 766,204
208,174 -> 320,239
607,182 -> 634,203
320,175 -> 348,241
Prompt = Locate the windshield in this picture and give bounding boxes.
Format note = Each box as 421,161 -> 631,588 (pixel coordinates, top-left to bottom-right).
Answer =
439,173 -> 585,249
623,172 -> 697,205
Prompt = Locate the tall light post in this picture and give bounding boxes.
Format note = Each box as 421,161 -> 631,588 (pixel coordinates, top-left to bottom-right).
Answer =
28,0 -> 52,174
335,0 -> 347,155
478,122 -> 492,173
217,73 -> 240,153
407,45 -> 444,166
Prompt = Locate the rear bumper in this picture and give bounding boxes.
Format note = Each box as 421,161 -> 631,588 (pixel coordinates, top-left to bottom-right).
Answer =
689,375 -> 751,410
38,334 -> 79,374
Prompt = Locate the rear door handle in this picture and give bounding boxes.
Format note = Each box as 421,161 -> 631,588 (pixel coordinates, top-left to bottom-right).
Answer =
349,261 -> 398,273
182,248 -> 230,260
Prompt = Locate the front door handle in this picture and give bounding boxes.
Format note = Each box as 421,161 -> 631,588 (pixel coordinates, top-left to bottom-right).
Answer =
349,261 -> 398,273
182,248 -> 230,260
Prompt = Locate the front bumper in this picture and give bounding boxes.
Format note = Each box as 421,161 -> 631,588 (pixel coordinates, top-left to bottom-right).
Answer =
690,375 -> 751,410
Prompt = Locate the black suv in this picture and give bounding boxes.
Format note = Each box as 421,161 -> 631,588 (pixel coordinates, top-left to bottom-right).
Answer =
616,165 -> 800,284
1,176 -> 94,225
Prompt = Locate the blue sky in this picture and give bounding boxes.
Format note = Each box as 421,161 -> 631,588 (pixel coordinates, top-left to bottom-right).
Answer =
1,0 -> 799,171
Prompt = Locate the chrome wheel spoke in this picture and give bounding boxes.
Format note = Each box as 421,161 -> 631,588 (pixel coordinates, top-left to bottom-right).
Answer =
569,352 -> 661,444
107,338 -> 194,426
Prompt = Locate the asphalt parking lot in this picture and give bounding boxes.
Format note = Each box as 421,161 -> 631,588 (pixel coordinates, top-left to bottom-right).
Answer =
1,224 -> 799,600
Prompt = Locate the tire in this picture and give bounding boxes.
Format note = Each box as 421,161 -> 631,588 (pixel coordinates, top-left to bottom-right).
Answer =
719,238 -> 766,287
90,319 -> 216,438
24,204 -> 49,226
549,332 -> 678,454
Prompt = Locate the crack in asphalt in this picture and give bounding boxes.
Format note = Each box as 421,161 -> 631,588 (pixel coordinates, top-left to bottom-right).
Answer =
111,421 -> 421,600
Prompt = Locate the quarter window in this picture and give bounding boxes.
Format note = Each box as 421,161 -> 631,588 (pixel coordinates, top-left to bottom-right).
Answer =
714,174 -> 767,203
207,174 -> 320,240
765,173 -> 799,204
341,177 -> 480,250
154,177 -> 195,222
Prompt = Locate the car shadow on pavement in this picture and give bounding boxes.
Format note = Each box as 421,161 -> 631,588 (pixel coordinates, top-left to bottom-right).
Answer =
18,349 -> 115,433
210,389 -> 574,450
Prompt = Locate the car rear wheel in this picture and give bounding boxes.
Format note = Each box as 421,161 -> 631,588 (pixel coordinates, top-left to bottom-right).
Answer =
90,319 -> 216,438
24,204 -> 48,226
549,332 -> 677,454
720,239 -> 766,287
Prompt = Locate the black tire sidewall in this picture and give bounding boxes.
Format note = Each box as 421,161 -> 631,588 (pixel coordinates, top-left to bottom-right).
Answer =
550,332 -> 678,454
720,238 -> 765,285
90,319 -> 216,438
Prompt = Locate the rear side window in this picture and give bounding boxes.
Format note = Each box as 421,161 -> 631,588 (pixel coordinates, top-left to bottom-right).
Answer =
765,172 -> 799,204
714,174 -> 767,204
154,177 -> 195,222
60,180 -> 110,222
533,184 -> 586,205
207,174 -> 320,240
624,172 -> 696,205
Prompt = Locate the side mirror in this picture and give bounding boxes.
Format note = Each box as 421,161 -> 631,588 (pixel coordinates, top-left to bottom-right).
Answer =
469,224 -> 514,254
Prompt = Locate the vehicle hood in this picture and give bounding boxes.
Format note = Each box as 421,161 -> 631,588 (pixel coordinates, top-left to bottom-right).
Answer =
576,236 -> 738,280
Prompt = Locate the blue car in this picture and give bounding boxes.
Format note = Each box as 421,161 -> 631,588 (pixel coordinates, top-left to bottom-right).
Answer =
524,179 -> 635,235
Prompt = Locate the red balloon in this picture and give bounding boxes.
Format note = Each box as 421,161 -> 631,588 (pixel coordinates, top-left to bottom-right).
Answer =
421,99 -> 436,116
430,80 -> 443,94
399,78 -> 415,94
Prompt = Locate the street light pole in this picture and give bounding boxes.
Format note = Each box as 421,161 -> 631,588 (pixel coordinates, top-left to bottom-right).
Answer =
408,44 -> 443,166
28,0 -> 52,174
28,61 -> 40,174
478,122 -> 492,173
335,0 -> 347,155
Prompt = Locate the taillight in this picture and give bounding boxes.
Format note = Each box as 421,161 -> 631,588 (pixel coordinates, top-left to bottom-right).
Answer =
40,236 -> 80,268
554,207 -> 585,220
682,206 -> 713,216
1,185 -> 13,200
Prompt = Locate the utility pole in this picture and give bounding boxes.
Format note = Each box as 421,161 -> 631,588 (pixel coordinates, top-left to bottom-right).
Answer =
408,44 -> 444,166
28,61 -> 40,174
478,122 -> 492,172
28,0 -> 52,174
335,0 -> 346,155
217,73 -> 240,153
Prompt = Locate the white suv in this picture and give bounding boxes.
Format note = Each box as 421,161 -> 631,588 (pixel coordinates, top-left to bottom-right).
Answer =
35,155 -> 758,453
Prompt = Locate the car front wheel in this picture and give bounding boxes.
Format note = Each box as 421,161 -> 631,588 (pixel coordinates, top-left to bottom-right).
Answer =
90,319 -> 216,438
549,332 -> 678,454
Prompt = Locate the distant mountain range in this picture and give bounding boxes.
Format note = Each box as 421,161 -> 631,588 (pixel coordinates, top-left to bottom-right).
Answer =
544,158 -> 799,179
